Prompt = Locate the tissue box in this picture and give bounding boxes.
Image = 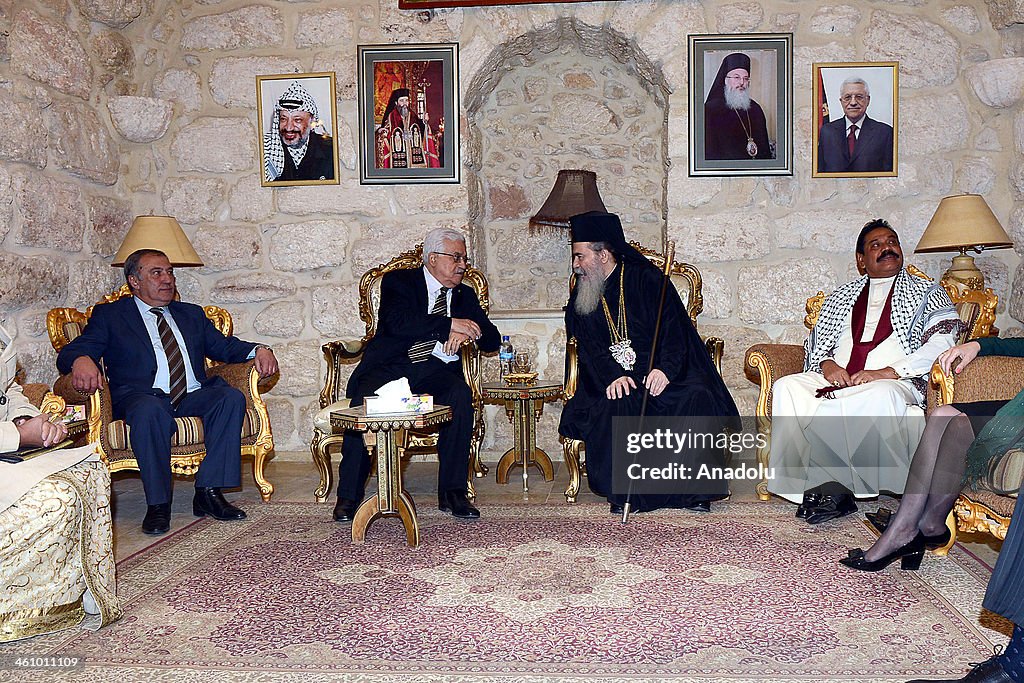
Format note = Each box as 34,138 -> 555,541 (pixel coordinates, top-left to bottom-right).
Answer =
365,393 -> 434,415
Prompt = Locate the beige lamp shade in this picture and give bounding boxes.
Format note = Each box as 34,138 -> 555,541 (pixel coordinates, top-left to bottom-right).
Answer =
111,215 -> 203,267
915,194 -> 1012,253
528,169 -> 607,232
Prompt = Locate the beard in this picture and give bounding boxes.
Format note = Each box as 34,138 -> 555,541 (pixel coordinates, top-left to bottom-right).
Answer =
573,265 -> 608,316
724,83 -> 751,111
399,104 -> 410,117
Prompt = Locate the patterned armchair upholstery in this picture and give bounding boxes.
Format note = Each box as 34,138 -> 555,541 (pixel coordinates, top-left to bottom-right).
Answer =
560,241 -> 725,503
310,245 -> 489,503
930,353 -> 1024,543
744,269 -> 995,501
46,285 -> 276,501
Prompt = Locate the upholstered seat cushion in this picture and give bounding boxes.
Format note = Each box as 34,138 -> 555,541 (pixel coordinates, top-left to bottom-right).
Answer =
963,488 -> 1017,518
106,408 -> 260,451
314,399 -> 352,432
987,448 -> 1024,499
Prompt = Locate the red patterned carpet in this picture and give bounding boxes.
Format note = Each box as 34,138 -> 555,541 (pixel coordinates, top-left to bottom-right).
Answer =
6,500 -> 1010,682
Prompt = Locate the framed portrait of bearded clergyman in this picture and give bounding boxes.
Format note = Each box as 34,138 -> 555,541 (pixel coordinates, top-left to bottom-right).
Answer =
357,43 -> 460,185
257,72 -> 339,187
688,33 -> 793,177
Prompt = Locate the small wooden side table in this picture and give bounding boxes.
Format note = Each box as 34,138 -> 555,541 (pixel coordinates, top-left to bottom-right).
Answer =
330,404 -> 452,548
482,380 -> 562,492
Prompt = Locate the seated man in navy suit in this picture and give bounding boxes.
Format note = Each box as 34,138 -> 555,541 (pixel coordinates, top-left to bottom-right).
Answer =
333,228 -> 501,522
56,249 -> 279,535
816,76 -> 894,174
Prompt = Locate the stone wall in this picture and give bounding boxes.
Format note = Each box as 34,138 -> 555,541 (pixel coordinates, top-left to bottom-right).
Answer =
1,0 -> 1023,459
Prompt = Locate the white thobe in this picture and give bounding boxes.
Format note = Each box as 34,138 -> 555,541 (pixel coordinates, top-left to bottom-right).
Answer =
768,276 -> 958,503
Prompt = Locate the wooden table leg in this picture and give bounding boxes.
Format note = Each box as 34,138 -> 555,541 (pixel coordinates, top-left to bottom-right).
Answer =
351,428 -> 420,547
495,397 -> 555,492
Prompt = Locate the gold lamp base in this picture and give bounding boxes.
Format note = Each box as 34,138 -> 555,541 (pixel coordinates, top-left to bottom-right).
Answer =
941,252 -> 985,295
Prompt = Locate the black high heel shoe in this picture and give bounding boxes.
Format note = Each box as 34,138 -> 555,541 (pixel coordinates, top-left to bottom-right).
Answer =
839,532 -> 926,572
868,514 -> 953,551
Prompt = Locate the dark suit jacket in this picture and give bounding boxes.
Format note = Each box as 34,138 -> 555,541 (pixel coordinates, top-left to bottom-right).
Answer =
56,296 -> 256,406
347,268 -> 501,396
817,115 -> 894,173
279,132 -> 335,182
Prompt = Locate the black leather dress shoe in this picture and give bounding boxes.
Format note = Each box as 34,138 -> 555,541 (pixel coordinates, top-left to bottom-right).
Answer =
192,487 -> 246,521
333,497 -> 359,522
142,503 -> 171,535
609,502 -> 624,515
796,491 -> 823,518
685,500 -> 712,513
439,490 -> 480,519
907,654 -> 1013,682
805,494 -> 857,524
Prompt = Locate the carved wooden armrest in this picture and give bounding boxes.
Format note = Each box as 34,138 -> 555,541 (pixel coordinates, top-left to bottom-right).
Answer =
53,374 -> 92,404
458,339 -> 483,401
704,336 -> 724,376
563,337 -> 579,401
929,355 -> 1024,409
324,339 -> 367,363
745,343 -> 806,420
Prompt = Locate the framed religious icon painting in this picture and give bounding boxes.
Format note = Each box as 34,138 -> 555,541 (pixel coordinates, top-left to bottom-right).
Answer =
357,43 -> 460,185
688,33 -> 793,176
812,62 -> 898,178
257,72 -> 339,187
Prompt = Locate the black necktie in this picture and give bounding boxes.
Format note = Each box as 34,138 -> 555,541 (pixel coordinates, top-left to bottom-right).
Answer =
151,307 -> 187,406
408,287 -> 448,363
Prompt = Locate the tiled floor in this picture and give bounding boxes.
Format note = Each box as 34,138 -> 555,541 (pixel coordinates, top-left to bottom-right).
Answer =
109,451 -> 1005,567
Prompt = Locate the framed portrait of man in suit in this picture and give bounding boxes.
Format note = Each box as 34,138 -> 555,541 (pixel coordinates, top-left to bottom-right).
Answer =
257,72 -> 339,188
813,62 -> 898,178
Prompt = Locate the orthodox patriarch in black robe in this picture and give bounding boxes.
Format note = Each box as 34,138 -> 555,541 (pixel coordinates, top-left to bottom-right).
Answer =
703,52 -> 772,161
559,211 -> 738,512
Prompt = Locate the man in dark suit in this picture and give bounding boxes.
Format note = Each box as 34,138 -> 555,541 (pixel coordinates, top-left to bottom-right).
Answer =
817,76 -> 894,174
333,228 -> 501,522
56,249 -> 279,535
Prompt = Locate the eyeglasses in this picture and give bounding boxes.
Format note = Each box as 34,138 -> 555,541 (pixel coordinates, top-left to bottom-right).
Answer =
725,75 -> 750,82
433,251 -> 470,265
840,94 -> 868,103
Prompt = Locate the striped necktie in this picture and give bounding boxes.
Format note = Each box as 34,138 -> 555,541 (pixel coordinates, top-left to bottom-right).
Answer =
408,287 -> 449,362
151,307 -> 188,406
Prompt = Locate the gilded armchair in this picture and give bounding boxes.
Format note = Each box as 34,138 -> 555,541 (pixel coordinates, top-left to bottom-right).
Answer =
560,241 -> 725,503
46,285 -> 277,501
930,353 -> 1024,543
310,245 -> 490,503
744,268 -> 992,501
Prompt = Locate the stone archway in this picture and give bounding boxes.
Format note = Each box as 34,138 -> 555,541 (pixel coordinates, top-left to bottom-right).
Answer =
463,18 -> 671,311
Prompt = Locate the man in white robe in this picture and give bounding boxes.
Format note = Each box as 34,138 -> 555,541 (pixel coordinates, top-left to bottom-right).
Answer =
768,220 -> 962,523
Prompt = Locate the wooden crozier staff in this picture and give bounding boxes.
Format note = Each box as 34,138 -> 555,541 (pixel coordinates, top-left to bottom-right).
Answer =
622,240 -> 676,524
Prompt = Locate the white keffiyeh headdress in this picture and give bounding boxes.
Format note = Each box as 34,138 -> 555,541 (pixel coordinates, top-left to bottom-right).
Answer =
804,267 -> 959,377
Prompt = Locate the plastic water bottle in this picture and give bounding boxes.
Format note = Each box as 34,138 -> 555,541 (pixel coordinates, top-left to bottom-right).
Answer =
499,335 -> 515,380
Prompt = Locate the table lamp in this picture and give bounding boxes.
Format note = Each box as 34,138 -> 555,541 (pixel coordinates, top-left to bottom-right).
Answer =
528,169 -> 607,234
111,215 -> 204,267
914,194 -> 1012,291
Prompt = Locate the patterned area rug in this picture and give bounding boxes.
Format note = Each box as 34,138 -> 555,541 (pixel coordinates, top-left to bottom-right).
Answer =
5,500 -> 1010,682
